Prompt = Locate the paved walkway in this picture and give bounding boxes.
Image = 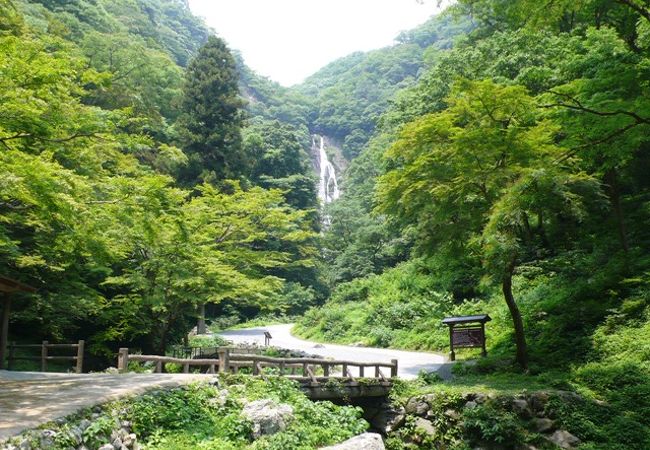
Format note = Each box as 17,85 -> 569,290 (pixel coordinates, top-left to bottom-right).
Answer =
219,324 -> 446,380
0,371 -> 211,439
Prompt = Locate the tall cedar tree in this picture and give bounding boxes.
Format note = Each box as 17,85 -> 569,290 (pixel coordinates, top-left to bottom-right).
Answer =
179,36 -> 246,185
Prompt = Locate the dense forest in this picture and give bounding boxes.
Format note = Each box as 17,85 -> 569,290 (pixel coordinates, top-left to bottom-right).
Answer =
0,0 -> 321,357
2,0 -> 650,448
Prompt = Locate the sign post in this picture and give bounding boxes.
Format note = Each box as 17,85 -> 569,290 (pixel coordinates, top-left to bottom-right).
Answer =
442,314 -> 491,361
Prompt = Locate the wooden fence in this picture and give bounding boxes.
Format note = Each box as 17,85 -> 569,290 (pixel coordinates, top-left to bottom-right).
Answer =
117,347 -> 397,384
7,340 -> 84,373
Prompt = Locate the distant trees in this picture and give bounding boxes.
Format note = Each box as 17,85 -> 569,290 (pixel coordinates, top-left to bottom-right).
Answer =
178,36 -> 245,185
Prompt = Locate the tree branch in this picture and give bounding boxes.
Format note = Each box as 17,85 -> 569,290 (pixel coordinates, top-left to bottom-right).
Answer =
542,90 -> 650,125
556,122 -> 640,162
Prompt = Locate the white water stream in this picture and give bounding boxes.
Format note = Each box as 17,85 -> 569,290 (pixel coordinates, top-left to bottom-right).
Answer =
312,135 -> 340,204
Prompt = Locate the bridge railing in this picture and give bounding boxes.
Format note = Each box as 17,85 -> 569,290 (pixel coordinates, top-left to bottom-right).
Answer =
117,347 -> 398,382
7,340 -> 84,373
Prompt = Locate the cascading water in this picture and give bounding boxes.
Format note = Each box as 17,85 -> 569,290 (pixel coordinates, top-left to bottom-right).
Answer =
312,135 -> 340,204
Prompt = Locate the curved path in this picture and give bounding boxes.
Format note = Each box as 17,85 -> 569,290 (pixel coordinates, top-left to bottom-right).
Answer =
218,324 -> 446,380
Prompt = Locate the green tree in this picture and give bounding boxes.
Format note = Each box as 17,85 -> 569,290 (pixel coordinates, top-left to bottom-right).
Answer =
101,182 -> 315,353
178,36 -> 245,185
377,80 -> 601,369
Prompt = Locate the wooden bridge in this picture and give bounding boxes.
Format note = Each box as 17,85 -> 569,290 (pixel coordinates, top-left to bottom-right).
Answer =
117,347 -> 397,399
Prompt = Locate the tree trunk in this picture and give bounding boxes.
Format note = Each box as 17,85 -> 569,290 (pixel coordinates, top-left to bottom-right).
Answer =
197,303 -> 206,335
502,268 -> 528,371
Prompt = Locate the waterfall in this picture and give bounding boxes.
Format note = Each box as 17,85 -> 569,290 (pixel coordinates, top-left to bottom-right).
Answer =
312,135 -> 340,204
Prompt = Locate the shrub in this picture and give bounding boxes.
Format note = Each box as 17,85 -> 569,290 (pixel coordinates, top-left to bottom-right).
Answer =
462,402 -> 526,448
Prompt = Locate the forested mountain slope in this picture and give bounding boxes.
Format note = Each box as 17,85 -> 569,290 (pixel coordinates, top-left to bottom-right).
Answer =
296,13 -> 471,159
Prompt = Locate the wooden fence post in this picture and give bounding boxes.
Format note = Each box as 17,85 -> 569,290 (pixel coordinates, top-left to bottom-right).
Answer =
391,359 -> 398,378
75,340 -> 84,373
117,348 -> 129,373
359,365 -> 364,378
41,340 -> 48,372
218,347 -> 230,373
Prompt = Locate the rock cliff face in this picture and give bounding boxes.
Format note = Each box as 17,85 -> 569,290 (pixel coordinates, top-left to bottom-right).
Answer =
310,136 -> 347,201
311,135 -> 340,204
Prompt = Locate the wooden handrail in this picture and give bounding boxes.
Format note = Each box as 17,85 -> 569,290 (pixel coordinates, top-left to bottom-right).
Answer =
116,348 -> 398,380
7,340 -> 84,373
228,353 -> 397,368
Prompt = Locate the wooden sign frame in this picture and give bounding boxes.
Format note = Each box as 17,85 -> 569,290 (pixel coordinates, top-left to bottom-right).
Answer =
442,315 -> 491,361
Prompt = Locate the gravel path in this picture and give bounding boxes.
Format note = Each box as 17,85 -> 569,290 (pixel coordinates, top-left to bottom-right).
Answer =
0,371 -> 211,439
218,324 -> 446,380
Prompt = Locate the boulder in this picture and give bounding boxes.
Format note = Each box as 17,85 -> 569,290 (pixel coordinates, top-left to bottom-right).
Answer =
122,433 -> 136,447
405,397 -> 429,416
98,445 -> 114,450
414,418 -> 436,436
530,392 -> 550,414
465,400 -> 478,409
443,408 -> 461,421
68,427 -> 83,445
320,433 -> 385,450
242,399 -> 294,438
39,430 -> 57,449
512,398 -> 532,418
370,406 -> 405,434
547,430 -> 581,449
531,417 -> 555,433
111,437 -> 123,449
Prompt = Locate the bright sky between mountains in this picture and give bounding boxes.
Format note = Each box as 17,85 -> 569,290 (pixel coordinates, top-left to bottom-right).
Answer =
188,0 -> 445,86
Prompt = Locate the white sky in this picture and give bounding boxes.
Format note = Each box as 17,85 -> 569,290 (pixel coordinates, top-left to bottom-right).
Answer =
188,0 -> 445,86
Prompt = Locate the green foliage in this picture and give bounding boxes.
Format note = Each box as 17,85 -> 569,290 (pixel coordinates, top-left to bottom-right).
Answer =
297,12 -> 470,158
296,260 -> 495,351
188,334 -> 229,348
178,36 -> 245,184
462,402 -> 525,448
18,378 -> 366,450
1,1 -> 321,360
118,378 -> 368,450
